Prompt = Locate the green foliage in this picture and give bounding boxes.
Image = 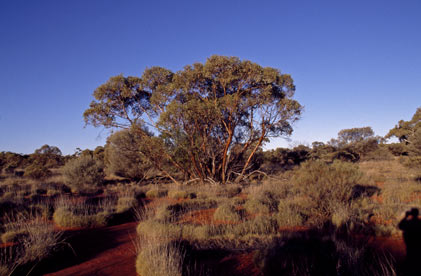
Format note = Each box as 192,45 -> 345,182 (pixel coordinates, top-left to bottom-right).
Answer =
30,144 -> 64,168
338,127 -> 375,144
292,160 -> 364,220
261,146 -> 310,173
84,55 -> 303,183
61,155 -> 105,193
408,128 -> 421,157
386,107 -> 421,143
23,164 -> 52,179
387,143 -> 408,156
104,129 -> 152,180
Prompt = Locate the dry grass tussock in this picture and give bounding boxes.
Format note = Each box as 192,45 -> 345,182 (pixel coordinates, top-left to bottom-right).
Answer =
53,196 -> 114,228
0,210 -> 64,276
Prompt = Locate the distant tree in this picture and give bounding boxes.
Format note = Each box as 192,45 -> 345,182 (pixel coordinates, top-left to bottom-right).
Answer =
386,107 -> 421,144
337,127 -> 375,144
31,144 -> 64,168
327,127 -> 383,161
84,55 -> 302,184
34,144 -> 62,156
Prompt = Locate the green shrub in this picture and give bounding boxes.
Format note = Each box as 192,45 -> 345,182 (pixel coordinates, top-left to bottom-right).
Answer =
104,129 -> 153,180
292,160 -> 364,219
61,155 -> 105,193
24,164 -> 52,180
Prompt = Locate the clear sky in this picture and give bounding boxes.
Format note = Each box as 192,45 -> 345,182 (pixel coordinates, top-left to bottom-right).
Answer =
1,0 -> 420,155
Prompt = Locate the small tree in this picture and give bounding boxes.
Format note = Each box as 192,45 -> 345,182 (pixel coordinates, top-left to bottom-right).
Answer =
30,144 -> 64,168
62,155 -> 105,193
104,128 -> 152,180
386,107 -> 421,144
84,55 -> 302,184
337,127 -> 375,144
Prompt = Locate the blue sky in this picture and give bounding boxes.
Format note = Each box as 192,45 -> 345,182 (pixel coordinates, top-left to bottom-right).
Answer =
1,0 -> 420,154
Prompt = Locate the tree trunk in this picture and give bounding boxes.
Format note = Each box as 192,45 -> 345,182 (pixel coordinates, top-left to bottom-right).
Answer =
221,130 -> 233,184
236,130 -> 265,183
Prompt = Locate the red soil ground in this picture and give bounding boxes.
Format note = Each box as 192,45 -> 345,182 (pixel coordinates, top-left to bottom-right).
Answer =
32,196 -> 407,276
43,222 -> 138,276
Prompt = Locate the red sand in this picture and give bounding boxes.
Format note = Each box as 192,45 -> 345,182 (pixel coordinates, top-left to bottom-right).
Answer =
38,196 -> 407,276
45,222 -> 138,276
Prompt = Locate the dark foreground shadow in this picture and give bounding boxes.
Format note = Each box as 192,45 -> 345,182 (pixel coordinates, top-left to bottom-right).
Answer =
399,208 -> 421,276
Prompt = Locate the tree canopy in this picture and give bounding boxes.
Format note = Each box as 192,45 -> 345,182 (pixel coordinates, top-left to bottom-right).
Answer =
84,55 -> 302,183
386,107 -> 421,144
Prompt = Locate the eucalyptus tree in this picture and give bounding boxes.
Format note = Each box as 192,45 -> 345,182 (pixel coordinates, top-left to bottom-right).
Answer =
386,107 -> 421,144
84,55 -> 302,184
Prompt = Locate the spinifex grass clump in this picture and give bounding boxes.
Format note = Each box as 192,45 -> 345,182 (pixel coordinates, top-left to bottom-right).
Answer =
213,202 -> 241,222
53,196 -> 114,228
0,211 -> 63,275
145,188 -> 168,198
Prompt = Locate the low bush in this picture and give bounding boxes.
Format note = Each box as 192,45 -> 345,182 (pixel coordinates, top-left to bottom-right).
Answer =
292,160 -> 364,220
61,155 -> 105,193
23,164 -> 52,180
